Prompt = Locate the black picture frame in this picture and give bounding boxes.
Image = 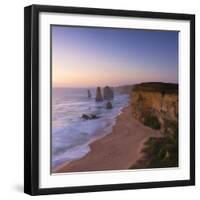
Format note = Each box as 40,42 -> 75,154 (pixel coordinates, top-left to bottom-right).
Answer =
24,4 -> 195,196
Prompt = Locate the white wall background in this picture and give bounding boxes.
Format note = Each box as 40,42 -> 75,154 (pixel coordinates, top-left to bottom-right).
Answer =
0,0 -> 199,199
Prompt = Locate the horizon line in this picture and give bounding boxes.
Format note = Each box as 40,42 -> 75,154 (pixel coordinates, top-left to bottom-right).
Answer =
52,81 -> 178,89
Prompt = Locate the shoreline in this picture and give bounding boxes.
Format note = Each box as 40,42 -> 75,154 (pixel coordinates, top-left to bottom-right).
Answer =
54,104 -> 161,173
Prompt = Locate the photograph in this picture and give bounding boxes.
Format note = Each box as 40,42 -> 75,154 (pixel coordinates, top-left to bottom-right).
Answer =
51,25 -> 179,174
24,5 -> 195,195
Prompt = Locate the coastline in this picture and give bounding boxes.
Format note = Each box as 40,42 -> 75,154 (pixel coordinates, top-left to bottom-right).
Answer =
54,104 -> 161,173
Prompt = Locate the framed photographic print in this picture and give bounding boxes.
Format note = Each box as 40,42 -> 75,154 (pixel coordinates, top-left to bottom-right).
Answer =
24,4 -> 195,195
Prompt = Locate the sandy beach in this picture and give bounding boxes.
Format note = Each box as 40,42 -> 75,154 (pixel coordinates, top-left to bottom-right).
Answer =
55,105 -> 161,173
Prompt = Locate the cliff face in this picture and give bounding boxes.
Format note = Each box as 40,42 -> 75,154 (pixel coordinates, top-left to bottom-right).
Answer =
131,82 -> 178,134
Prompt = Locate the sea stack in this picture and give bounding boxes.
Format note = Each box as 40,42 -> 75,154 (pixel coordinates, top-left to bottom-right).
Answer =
87,89 -> 91,98
103,86 -> 114,100
106,102 -> 112,109
95,87 -> 103,102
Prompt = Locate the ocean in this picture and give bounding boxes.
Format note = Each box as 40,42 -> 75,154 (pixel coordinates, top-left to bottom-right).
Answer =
52,88 -> 129,169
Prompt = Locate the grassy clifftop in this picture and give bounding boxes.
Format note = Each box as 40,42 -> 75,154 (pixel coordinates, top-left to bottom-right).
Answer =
133,82 -> 178,94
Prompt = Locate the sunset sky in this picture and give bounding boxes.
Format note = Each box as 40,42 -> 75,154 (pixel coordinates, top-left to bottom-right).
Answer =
52,25 -> 178,88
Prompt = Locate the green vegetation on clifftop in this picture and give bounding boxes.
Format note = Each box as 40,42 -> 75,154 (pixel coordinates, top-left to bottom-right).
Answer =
133,82 -> 178,94
131,114 -> 178,169
143,115 -> 161,130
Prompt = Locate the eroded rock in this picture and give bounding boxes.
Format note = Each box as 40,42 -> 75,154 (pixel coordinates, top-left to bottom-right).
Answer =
95,87 -> 103,102
81,114 -> 98,120
106,102 -> 112,109
103,86 -> 114,100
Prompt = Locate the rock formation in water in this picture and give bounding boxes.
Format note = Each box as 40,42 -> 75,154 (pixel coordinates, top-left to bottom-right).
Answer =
81,114 -> 98,120
131,82 -> 178,134
106,102 -> 112,109
103,86 -> 114,100
95,87 -> 103,102
87,89 -> 91,98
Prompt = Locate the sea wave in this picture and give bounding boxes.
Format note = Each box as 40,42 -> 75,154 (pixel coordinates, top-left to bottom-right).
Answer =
52,88 -> 129,168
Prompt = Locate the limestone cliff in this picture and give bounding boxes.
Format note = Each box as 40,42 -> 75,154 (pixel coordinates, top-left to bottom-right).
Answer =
131,82 -> 178,134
